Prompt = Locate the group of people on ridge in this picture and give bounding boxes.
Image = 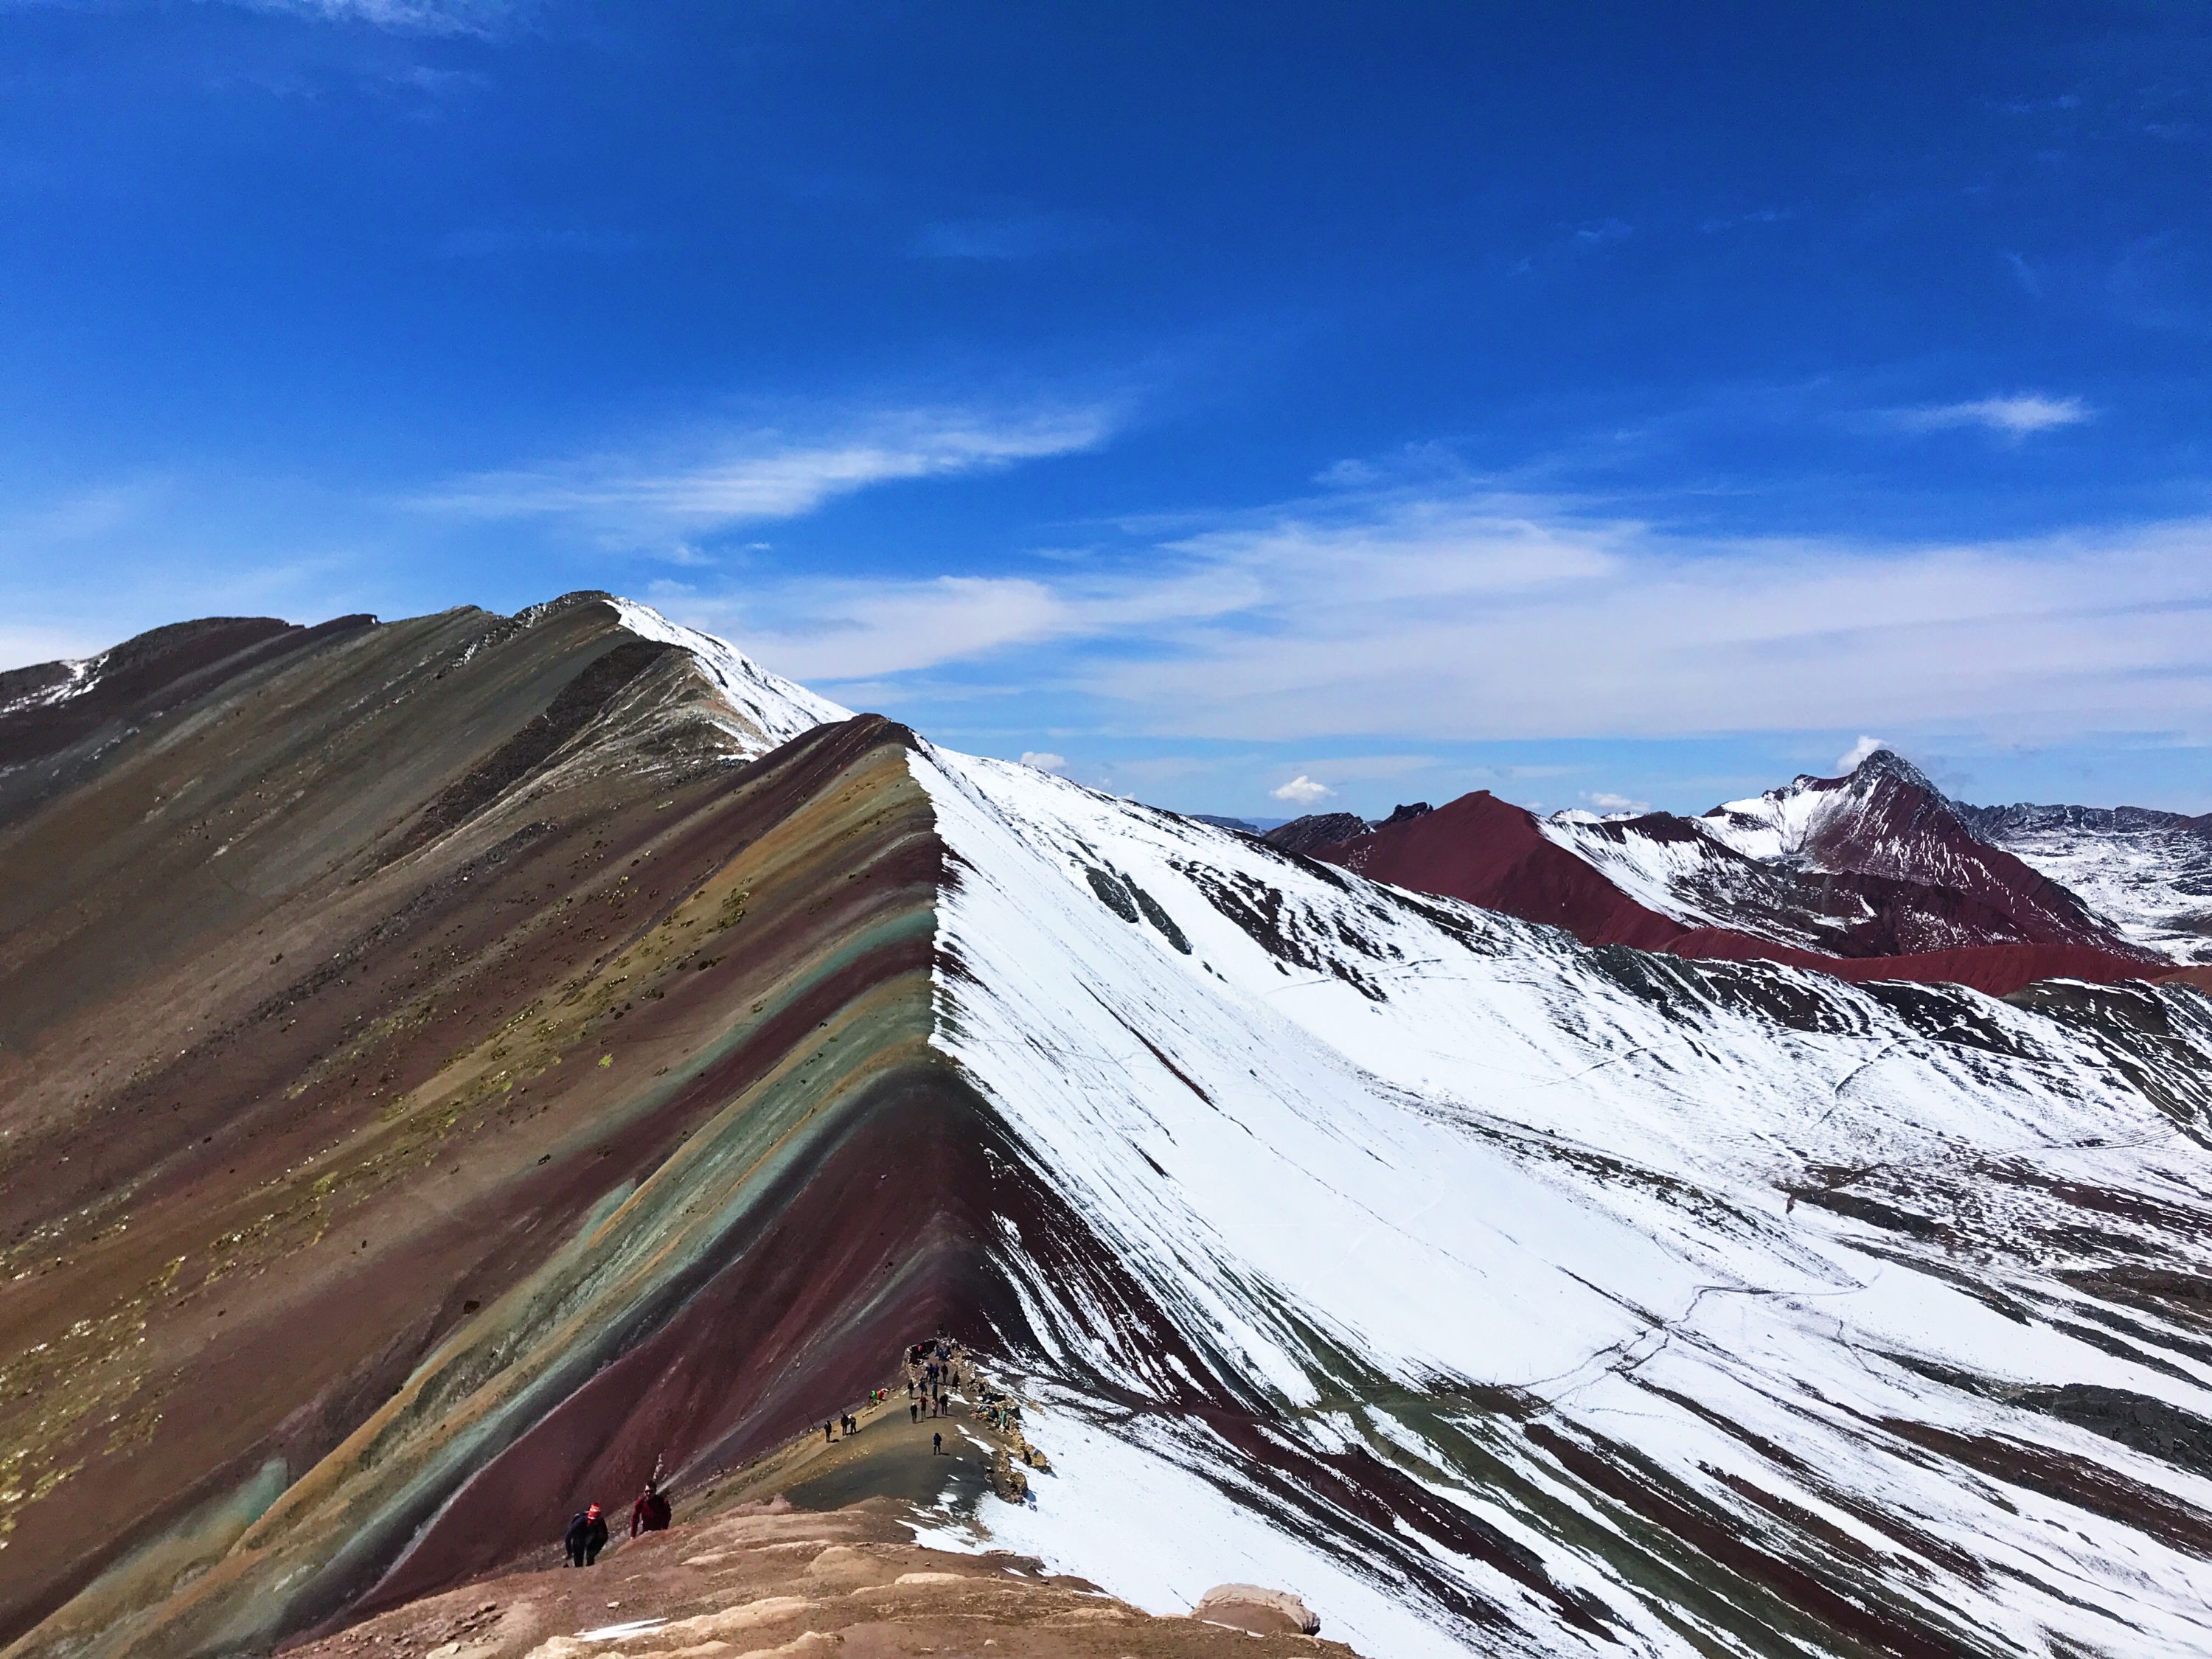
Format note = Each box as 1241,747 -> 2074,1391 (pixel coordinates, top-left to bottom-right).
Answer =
560,1324 -> 1042,1567
563,1475 -> 672,1568
908,1332 -> 966,1423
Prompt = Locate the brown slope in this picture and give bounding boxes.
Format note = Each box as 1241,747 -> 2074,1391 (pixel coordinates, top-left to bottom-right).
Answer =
0,613 -> 375,828
0,593 -> 991,1657
1261,812 -> 1368,855
1315,789 -> 2168,998
1321,790 -> 1695,950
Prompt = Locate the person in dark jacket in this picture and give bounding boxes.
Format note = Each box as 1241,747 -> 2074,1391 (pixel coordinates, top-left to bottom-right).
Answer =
566,1503 -> 609,1566
630,1480 -> 672,1537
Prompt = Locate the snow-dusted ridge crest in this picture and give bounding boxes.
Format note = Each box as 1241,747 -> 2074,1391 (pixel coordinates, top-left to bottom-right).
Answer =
607,596 -> 851,754
905,742 -> 2212,1659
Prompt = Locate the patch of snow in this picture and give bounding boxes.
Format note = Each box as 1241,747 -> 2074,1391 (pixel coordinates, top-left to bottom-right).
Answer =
571,1616 -> 669,1639
914,1403 -> 1472,1659
1700,774 -> 1840,863
606,598 -> 850,756
1975,812 -> 2212,964
0,654 -> 101,717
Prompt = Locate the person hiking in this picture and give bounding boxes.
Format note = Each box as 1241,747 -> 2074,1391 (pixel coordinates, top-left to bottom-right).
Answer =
630,1478 -> 672,1537
824,1420 -> 834,1442
566,1503 -> 608,1566
932,1430 -> 942,1455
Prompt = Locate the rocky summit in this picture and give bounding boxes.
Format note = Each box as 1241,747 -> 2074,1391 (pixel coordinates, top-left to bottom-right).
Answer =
7,596 -> 2212,1658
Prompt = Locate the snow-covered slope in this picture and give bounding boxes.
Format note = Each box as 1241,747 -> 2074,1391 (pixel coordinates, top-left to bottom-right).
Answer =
607,596 -> 851,754
1961,801 -> 2212,966
910,742 -> 2212,1658
1538,807 -> 1870,952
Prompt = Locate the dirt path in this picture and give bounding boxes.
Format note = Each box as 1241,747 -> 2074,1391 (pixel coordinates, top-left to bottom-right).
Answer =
704,1382 -> 999,1514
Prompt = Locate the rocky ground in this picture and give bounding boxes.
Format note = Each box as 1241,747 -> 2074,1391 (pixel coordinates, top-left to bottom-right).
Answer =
279,1354 -> 1346,1659
281,1489 -> 1338,1659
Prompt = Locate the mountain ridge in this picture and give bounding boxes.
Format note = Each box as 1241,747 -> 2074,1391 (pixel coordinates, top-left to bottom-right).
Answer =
1273,748 -> 2193,995
5,602 -> 2212,1657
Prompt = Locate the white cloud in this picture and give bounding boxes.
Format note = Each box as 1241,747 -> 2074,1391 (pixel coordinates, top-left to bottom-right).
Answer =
1019,751 -> 1067,773
1835,735 -> 1888,773
1895,394 -> 2090,435
1272,774 -> 1335,806
661,486 -> 2212,750
236,0 -> 509,32
1585,790 -> 1649,814
696,575 -> 1068,681
416,406 -> 1110,547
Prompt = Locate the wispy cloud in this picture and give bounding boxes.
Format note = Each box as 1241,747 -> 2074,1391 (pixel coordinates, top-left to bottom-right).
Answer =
1835,734 -> 1888,772
1701,206 -> 1792,234
232,0 -> 512,34
1893,393 -> 2091,435
1571,218 -> 1633,247
659,480 -> 2212,749
387,63 -> 491,96
415,405 -> 1115,548
8,0 -> 514,36
909,213 -> 1105,262
2002,250 -> 2043,298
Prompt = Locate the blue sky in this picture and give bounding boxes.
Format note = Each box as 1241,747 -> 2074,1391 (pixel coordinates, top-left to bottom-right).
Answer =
2,1 -> 2209,817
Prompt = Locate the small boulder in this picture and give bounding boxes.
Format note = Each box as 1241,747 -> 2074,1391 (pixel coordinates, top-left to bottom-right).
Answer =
1192,1583 -> 1321,1636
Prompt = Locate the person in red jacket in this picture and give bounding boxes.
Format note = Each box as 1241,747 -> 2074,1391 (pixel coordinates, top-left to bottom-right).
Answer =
630,1478 -> 672,1537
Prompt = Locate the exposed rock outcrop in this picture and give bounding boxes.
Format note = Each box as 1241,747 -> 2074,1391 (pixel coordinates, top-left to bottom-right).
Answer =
1261,811 -> 1368,855
1192,1584 -> 1321,1636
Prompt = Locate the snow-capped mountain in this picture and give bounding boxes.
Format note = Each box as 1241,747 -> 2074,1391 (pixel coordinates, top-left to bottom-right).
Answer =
6,598 -> 2212,1659
1959,800 -> 2212,966
1283,749 -> 2185,997
1543,748 -> 2146,961
1696,750 -> 2146,955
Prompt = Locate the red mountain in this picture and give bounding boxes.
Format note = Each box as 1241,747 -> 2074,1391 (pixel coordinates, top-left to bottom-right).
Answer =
1306,771 -> 2177,998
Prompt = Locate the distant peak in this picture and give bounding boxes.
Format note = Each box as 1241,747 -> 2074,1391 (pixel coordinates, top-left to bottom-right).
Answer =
1846,747 -> 1939,793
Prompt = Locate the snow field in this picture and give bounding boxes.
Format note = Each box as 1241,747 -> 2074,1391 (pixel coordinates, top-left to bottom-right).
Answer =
908,741 -> 2212,1656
